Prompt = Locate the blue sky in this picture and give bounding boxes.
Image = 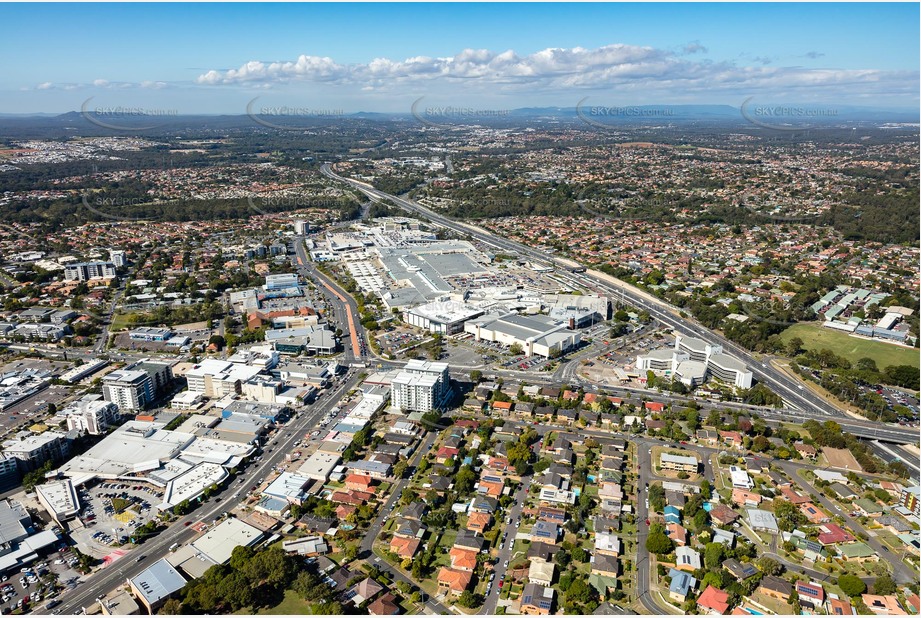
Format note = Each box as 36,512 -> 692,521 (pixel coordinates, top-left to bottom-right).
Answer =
2,3 -> 918,114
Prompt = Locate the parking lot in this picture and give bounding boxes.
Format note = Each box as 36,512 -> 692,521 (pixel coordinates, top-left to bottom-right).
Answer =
70,482 -> 161,558
0,546 -> 83,614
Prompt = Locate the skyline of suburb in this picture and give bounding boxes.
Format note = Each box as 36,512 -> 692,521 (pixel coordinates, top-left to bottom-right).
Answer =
1,2 -> 919,115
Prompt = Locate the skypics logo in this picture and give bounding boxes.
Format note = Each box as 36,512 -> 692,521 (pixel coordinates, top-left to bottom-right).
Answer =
81,98 -> 178,131
246,97 -> 345,130
246,195 -> 350,217
411,97 -> 511,128
740,97 -> 839,132
576,97 -> 676,132
80,192 -> 178,222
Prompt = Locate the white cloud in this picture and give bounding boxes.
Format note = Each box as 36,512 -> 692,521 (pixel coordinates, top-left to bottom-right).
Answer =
190,44 -> 916,102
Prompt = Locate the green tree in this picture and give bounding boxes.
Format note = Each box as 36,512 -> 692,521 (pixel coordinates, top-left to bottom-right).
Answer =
873,575 -> 896,595
158,598 -> 184,614
837,574 -> 867,597
704,542 -> 724,569
455,465 -> 477,496
757,557 -> 783,576
646,525 -> 674,555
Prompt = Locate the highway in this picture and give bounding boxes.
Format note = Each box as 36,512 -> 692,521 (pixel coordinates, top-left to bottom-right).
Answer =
318,164 -> 844,417
56,371 -> 365,615
319,164 -> 919,446
293,235 -> 367,362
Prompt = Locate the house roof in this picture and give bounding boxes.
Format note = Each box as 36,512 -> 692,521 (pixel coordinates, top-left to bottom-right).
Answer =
528,560 -> 556,582
697,585 -> 730,614
668,568 -> 696,595
759,576 -> 792,597
389,536 -> 421,558
437,567 -> 473,592
449,546 -> 478,570
368,592 -> 400,615
520,583 -> 554,610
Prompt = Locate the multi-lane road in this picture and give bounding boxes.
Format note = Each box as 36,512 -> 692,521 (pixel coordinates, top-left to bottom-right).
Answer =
293,236 -> 367,362
56,371 -> 364,615
319,164 -> 835,415
319,164 -> 919,445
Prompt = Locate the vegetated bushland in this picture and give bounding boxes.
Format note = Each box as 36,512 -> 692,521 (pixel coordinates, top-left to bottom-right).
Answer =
820,185 -> 920,244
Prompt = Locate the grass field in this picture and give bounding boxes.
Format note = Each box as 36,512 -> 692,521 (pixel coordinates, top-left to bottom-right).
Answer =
233,590 -> 311,615
780,323 -> 919,369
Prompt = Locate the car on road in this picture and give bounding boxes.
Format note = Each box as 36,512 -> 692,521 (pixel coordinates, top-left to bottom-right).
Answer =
503,560 -> 509,568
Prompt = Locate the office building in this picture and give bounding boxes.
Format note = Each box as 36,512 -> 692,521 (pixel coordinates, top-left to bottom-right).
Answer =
128,559 -> 187,614
265,273 -> 299,291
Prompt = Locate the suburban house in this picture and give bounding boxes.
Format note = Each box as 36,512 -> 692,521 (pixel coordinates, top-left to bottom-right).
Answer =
437,567 -> 473,596
697,586 -> 730,615
519,583 -> 555,615
528,560 -> 556,586
668,568 -> 697,603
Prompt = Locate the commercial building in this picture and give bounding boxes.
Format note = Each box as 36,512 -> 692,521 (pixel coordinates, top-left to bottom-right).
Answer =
265,273 -> 299,291
298,449 -> 342,483
185,359 -> 262,398
128,559 -> 187,614
707,352 -> 754,389
35,478 -> 80,525
64,261 -> 117,282
464,313 -> 579,358
390,359 -> 451,413
265,326 -> 337,355
263,472 -> 313,505
403,299 -> 485,335
128,327 -> 173,342
60,358 -> 109,384
546,294 -> 609,329
636,349 -> 685,372
637,337 -> 752,389
675,335 -> 722,363
0,499 -> 60,573
167,518 -> 264,579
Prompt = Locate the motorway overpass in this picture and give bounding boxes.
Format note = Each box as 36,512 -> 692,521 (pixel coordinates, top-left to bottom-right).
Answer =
320,164 -> 919,441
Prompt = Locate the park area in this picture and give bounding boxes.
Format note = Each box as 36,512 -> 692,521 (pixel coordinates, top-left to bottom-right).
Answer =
779,323 -> 919,369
